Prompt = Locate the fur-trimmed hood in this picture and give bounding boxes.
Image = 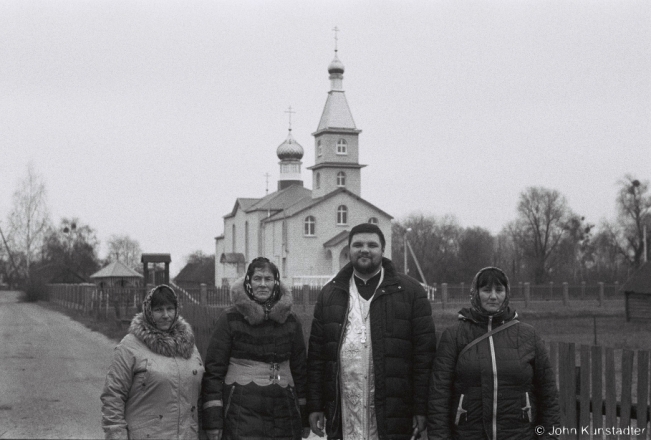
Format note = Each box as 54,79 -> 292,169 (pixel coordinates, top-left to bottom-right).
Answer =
129,313 -> 196,359
231,276 -> 293,325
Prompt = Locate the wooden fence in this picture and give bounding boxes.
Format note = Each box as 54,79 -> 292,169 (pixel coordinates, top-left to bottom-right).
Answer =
552,341 -> 650,439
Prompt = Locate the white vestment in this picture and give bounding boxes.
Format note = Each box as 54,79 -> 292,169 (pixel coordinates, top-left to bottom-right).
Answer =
339,269 -> 384,440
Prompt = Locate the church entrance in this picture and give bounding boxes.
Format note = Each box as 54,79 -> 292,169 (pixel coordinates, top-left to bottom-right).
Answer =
339,245 -> 349,269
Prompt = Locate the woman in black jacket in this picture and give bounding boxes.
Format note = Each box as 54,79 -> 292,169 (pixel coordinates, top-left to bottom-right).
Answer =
201,257 -> 310,440
427,267 -> 560,440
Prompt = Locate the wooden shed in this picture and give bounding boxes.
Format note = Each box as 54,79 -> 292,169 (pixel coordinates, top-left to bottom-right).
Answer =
623,261 -> 651,322
90,261 -> 143,288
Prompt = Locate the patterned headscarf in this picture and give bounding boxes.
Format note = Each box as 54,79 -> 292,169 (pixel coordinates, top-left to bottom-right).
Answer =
469,267 -> 510,317
243,257 -> 282,320
142,284 -> 180,332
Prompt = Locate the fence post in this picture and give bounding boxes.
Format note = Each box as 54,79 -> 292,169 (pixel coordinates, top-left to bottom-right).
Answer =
441,283 -> 448,310
598,282 -> 604,307
524,282 -> 530,308
431,283 -> 437,301
549,281 -> 554,301
562,282 -> 569,306
580,281 -> 586,300
302,285 -> 310,311
200,283 -> 207,305
460,282 -> 465,298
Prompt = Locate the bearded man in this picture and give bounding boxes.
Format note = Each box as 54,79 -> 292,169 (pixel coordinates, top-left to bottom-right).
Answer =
307,223 -> 436,439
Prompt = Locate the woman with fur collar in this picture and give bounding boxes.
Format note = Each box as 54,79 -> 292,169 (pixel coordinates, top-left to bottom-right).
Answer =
202,257 -> 310,440
101,285 -> 204,440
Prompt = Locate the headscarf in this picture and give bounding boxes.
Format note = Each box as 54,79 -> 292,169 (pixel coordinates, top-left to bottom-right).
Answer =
469,266 -> 511,317
243,257 -> 282,319
141,284 -> 180,332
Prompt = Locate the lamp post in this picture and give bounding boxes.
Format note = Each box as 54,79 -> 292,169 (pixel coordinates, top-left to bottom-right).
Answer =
403,227 -> 412,275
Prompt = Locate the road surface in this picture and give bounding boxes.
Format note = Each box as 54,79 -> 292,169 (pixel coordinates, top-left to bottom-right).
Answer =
0,291 -> 116,439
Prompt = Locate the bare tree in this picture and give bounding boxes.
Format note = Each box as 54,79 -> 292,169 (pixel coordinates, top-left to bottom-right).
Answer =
606,175 -> 651,269
509,187 -> 572,283
7,162 -> 50,278
106,234 -> 143,270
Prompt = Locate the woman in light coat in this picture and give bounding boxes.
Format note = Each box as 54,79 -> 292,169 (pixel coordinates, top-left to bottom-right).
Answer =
101,285 -> 204,440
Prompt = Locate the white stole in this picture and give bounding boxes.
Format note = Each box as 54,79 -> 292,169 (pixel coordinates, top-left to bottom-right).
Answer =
339,268 -> 384,440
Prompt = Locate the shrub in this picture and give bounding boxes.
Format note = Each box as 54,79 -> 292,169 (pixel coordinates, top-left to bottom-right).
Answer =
21,274 -> 47,302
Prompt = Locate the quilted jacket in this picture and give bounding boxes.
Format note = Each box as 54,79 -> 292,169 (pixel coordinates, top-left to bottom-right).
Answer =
307,258 -> 437,439
427,307 -> 560,440
201,278 -> 308,440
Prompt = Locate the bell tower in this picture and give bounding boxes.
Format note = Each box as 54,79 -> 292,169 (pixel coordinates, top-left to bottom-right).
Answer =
308,28 -> 365,198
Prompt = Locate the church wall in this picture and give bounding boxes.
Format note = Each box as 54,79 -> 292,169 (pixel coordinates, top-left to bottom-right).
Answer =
273,192 -> 392,279
314,132 -> 359,164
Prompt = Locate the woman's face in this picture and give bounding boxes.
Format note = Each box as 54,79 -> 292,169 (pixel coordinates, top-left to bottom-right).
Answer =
151,302 -> 176,331
478,284 -> 506,314
251,267 -> 275,302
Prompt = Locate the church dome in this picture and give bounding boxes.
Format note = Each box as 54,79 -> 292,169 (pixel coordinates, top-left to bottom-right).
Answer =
328,54 -> 345,74
277,131 -> 304,160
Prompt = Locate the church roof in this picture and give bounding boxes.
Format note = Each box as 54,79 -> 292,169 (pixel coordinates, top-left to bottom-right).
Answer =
323,230 -> 349,248
316,91 -> 358,132
262,188 -> 393,223
621,262 -> 651,294
90,261 -> 143,279
248,185 -> 312,213
276,130 -> 304,160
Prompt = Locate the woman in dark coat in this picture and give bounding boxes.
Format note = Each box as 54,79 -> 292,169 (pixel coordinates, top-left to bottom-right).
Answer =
201,257 -> 310,440
427,267 -> 560,440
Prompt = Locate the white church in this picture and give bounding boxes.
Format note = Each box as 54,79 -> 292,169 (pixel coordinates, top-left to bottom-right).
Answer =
215,48 -> 393,286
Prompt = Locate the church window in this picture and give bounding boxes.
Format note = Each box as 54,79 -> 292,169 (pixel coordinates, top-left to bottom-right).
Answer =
336,138 -> 347,154
336,171 -> 346,187
336,205 -> 348,225
316,172 -> 321,189
368,217 -> 378,225
317,140 -> 322,156
304,216 -> 316,236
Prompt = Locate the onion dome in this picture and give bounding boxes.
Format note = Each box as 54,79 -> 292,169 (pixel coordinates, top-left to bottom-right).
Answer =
276,130 -> 304,160
328,53 -> 345,74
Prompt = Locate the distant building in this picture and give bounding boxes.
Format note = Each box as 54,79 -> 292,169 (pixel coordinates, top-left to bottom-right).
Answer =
175,256 -> 216,289
215,48 -> 392,285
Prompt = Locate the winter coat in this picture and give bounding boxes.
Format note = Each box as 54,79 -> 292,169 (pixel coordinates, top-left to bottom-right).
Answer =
427,307 -> 560,440
201,277 -> 308,440
307,258 -> 437,439
101,289 -> 204,440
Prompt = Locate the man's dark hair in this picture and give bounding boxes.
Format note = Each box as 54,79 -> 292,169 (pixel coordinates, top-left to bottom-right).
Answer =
150,285 -> 178,309
348,223 -> 386,250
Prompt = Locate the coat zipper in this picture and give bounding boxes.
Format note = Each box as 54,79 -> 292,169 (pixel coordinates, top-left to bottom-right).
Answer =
488,316 -> 498,440
224,385 -> 235,418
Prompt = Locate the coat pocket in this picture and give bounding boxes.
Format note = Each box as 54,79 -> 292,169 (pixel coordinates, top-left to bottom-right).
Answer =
454,394 -> 467,426
521,392 -> 532,423
133,359 -> 149,388
224,384 -> 236,419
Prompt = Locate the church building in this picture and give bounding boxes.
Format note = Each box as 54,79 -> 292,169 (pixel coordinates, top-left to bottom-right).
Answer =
215,48 -> 392,286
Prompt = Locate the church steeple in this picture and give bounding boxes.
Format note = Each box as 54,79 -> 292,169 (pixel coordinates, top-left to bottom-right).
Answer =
309,30 -> 365,198
276,106 -> 304,190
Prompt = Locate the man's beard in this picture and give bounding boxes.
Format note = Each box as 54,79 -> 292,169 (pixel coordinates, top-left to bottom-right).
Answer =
353,256 -> 381,275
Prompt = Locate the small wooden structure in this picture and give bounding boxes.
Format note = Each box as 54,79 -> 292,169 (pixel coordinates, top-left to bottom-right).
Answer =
623,261 -> 651,322
141,253 -> 171,285
90,261 -> 143,288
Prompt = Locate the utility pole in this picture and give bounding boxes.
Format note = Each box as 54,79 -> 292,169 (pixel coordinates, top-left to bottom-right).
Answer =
0,224 -> 20,282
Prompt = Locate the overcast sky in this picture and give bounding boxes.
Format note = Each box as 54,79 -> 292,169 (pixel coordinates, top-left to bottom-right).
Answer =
1,0 -> 649,275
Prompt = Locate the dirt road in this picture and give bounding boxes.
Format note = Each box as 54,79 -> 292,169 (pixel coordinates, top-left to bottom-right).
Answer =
0,291 -> 117,439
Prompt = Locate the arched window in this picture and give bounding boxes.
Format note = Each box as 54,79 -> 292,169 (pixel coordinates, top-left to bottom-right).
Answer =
316,172 -> 321,189
336,171 -> 346,187
304,216 -> 316,236
317,139 -> 322,156
336,205 -> 348,225
336,138 -> 347,154
368,217 -> 378,225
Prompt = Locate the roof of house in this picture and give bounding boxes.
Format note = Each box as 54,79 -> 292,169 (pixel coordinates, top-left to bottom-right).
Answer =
174,258 -> 215,285
621,261 -> 651,294
90,261 -> 143,279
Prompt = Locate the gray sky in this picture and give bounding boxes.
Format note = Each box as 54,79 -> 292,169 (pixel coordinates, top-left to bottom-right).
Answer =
1,0 -> 649,275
